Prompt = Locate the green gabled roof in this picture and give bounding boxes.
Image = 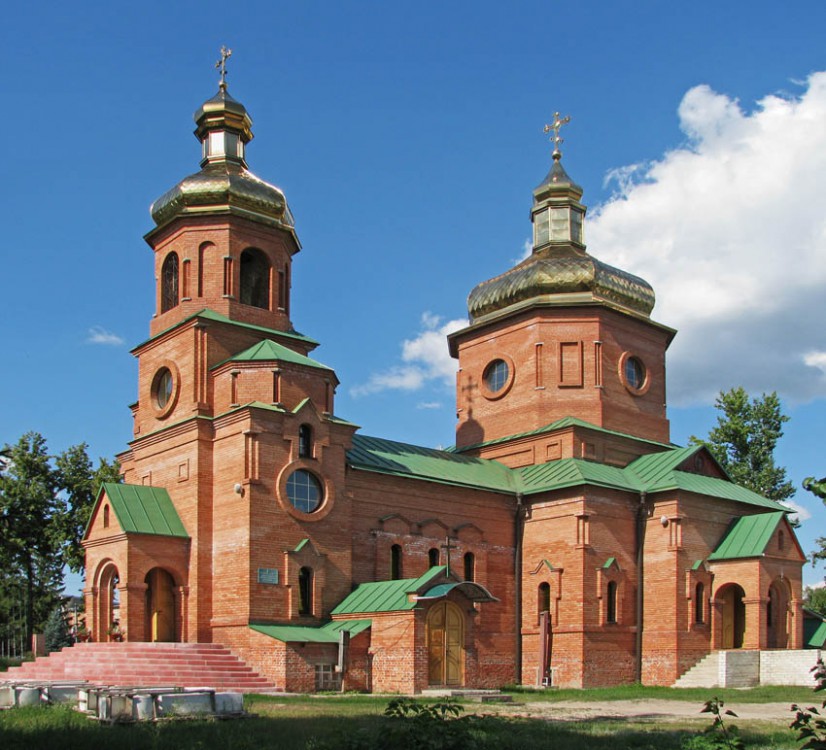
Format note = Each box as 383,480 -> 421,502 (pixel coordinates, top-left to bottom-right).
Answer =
132,308 -> 318,352
805,616 -> 826,648
626,445 -> 703,485
212,338 -> 333,372
98,483 -> 188,538
661,471 -> 787,510
347,435 -> 515,494
708,512 -> 785,560
331,567 -> 446,615
517,458 -> 644,496
250,619 -> 372,644
449,416 -> 672,453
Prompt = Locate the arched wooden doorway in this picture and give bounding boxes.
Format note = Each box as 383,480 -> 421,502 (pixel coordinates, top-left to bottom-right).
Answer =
96,562 -> 121,640
145,568 -> 176,642
426,601 -> 464,687
720,584 -> 746,649
767,578 -> 790,648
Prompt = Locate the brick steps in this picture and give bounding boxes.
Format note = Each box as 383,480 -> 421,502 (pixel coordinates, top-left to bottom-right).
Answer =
1,642 -> 279,693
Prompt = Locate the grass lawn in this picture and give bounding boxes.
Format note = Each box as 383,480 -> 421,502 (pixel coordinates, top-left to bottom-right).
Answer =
0,687 -> 810,750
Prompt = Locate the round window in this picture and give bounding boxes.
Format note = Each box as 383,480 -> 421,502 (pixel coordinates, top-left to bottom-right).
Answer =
286,470 -> 324,513
624,356 -> 646,391
153,368 -> 174,409
484,359 -> 510,394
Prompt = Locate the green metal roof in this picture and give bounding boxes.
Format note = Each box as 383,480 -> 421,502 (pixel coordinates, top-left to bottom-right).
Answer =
416,581 -> 498,602
97,483 -> 188,538
805,616 -> 826,648
517,458 -> 644,496
449,416 -> 672,453
212,338 -> 333,372
250,619 -> 372,644
708,512 -> 785,560
662,472 -> 786,510
331,567 -> 446,615
626,445 -> 703,485
347,435 -> 515,494
132,308 -> 318,353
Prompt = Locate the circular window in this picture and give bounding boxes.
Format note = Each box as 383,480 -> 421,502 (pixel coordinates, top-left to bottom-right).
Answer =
286,470 -> 324,513
484,359 -> 509,393
625,357 -> 646,390
153,368 -> 174,409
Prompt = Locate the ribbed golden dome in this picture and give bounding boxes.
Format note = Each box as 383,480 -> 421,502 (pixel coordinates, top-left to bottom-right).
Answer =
467,244 -> 655,321
149,85 -> 296,236
150,161 -> 294,230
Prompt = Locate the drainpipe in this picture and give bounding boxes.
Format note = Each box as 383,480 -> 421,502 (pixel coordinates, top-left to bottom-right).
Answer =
635,491 -> 647,684
514,492 -> 524,685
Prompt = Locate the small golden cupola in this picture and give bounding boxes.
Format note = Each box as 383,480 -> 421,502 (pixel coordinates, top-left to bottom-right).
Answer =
466,114 -> 654,323
149,49 -> 298,245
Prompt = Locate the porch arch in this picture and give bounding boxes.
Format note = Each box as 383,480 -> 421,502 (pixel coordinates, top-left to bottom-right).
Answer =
718,583 -> 746,649
145,567 -> 178,642
94,560 -> 121,642
767,577 -> 791,649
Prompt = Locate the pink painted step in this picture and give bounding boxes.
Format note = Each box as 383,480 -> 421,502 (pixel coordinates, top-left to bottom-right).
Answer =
1,642 -> 279,693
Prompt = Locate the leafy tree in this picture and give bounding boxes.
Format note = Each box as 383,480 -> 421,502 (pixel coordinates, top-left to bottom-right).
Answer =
44,605 -> 72,653
690,387 -> 795,504
56,444 -> 121,573
0,432 -> 63,645
804,586 -> 826,617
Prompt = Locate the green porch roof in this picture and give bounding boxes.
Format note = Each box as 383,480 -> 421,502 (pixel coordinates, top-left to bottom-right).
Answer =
212,338 -> 333,372
98,483 -> 188,538
708,512 -> 785,560
250,619 -> 372,644
805,616 -> 826,649
331,567 -> 446,615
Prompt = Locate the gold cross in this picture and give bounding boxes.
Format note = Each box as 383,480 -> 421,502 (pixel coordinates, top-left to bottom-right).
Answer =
544,112 -> 571,158
215,46 -> 233,88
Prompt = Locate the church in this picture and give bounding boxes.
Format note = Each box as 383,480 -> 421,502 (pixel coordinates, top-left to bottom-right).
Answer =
81,69 -> 806,692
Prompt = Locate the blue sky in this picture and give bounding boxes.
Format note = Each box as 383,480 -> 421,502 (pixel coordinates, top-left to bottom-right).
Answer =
3,1 -> 826,590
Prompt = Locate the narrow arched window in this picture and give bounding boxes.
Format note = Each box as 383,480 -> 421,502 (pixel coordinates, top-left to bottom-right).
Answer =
240,248 -> 270,309
428,548 -> 439,567
103,504 -> 110,529
298,566 -> 313,615
695,582 -> 705,624
161,252 -> 179,312
463,552 -> 475,582
607,581 -> 618,624
538,582 -> 550,616
298,424 -> 313,458
391,544 -> 402,580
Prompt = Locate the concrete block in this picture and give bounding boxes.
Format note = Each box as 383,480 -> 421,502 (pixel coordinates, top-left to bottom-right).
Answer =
132,694 -> 155,721
0,686 -> 15,708
214,692 -> 244,714
16,688 -> 41,707
157,692 -> 213,717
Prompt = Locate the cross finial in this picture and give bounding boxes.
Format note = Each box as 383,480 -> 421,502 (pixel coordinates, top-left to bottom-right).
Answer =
215,46 -> 233,90
544,112 -> 571,161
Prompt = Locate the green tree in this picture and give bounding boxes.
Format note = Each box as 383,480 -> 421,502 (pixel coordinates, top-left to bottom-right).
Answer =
690,387 -> 795,504
55,444 -> 121,573
0,432 -> 63,645
804,586 -> 826,616
43,605 -> 72,653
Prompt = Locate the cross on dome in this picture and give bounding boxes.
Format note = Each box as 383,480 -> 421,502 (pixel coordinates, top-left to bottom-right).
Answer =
215,46 -> 232,90
544,112 -> 571,160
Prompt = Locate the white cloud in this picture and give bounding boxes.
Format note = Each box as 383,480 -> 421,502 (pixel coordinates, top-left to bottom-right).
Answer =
416,401 -> 443,410
351,313 -> 465,397
779,499 -> 812,524
588,72 -> 826,405
87,326 -> 125,346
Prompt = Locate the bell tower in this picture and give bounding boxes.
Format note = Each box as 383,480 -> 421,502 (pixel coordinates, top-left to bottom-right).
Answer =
448,114 -> 675,456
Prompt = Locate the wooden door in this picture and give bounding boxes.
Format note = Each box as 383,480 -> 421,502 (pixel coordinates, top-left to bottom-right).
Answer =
427,601 -> 464,686
147,568 -> 176,642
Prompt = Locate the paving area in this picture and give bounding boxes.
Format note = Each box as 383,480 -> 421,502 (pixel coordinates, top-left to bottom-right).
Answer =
481,699 -> 796,723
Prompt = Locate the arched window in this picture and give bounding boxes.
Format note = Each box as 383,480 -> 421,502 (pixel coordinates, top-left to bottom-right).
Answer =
298,567 -> 313,615
428,548 -> 440,567
161,252 -> 179,312
298,424 -> 313,458
538,582 -> 551,617
103,504 -> 110,529
391,544 -> 403,580
463,552 -> 475,582
606,581 -> 618,624
695,582 -> 705,624
240,248 -> 270,309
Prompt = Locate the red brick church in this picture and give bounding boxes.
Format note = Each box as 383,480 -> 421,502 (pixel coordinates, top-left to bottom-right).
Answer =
81,77 -> 805,692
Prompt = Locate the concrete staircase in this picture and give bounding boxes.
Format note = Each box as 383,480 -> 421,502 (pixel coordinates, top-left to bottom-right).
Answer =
673,652 -> 721,688
0,642 -> 278,693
